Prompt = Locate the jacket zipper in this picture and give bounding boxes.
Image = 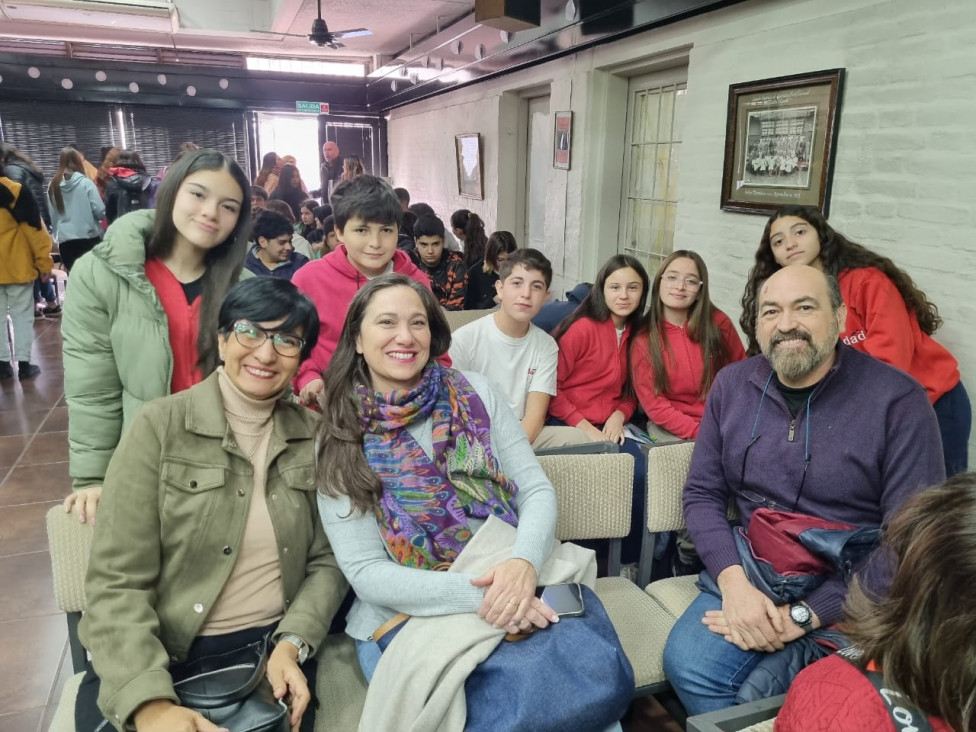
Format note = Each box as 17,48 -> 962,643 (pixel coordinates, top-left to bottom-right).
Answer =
788,417 -> 796,442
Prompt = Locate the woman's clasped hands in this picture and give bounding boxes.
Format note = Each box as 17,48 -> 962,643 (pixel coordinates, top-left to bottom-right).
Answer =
471,557 -> 560,635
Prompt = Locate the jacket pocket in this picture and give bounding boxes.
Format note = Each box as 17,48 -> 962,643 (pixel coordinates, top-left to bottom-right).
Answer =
160,462 -> 227,525
279,462 -> 316,493
161,463 -> 226,493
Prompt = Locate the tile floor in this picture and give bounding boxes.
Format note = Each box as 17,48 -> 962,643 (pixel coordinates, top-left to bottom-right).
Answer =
0,312 -> 682,732
0,314 -> 74,732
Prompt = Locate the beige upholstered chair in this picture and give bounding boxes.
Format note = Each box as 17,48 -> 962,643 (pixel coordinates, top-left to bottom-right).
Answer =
46,507 -> 92,732
43,506 -> 368,732
537,452 -> 683,695
638,440 -> 698,591
635,441 -> 702,692
313,634 -> 368,731
442,307 -> 494,332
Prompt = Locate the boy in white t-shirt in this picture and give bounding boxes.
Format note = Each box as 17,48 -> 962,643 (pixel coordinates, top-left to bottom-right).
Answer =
450,249 -> 589,450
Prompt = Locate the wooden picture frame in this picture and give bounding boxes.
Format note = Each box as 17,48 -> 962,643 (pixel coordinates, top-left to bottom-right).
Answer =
553,111 -> 572,169
720,69 -> 845,216
455,133 -> 484,199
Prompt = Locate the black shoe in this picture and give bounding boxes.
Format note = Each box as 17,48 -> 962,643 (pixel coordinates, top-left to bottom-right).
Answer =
42,304 -> 62,316
671,553 -> 705,578
17,362 -> 40,379
0,361 -> 12,379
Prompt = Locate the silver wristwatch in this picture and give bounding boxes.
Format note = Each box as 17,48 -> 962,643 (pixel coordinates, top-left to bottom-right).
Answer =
278,633 -> 309,664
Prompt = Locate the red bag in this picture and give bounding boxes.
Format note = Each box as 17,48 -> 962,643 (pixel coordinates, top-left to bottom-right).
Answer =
746,508 -> 856,576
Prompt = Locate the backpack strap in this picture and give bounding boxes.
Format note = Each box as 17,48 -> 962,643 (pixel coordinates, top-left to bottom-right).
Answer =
836,648 -> 934,732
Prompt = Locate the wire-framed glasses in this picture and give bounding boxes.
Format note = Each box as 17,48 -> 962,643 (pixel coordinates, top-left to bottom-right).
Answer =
661,273 -> 702,290
232,320 -> 304,357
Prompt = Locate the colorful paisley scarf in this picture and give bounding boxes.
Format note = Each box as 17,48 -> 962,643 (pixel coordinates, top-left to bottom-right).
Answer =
358,362 -> 520,569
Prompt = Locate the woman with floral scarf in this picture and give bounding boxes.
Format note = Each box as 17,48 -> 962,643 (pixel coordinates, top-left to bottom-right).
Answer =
316,274 -> 562,682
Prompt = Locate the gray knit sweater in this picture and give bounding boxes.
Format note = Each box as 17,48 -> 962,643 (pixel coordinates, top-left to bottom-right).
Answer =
317,371 -> 558,641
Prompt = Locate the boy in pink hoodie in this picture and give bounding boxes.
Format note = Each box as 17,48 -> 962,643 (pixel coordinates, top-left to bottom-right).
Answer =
291,176 -> 440,405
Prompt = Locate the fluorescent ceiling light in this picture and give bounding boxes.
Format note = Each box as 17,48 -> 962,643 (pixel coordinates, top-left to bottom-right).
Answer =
246,57 -> 366,78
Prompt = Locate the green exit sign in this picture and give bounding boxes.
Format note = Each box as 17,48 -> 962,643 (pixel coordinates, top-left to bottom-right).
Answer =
296,101 -> 330,114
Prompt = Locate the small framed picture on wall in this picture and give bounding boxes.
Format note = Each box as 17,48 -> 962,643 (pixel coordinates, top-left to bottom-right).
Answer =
553,111 -> 572,170
455,133 -> 484,200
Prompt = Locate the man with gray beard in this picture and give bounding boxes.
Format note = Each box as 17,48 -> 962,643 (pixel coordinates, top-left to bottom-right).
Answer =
662,265 -> 944,717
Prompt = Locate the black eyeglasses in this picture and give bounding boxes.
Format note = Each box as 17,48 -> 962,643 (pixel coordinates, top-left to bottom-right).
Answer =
738,434 -> 811,513
231,320 -> 304,357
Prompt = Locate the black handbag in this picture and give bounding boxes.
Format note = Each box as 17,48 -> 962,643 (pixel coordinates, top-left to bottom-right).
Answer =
171,635 -> 290,732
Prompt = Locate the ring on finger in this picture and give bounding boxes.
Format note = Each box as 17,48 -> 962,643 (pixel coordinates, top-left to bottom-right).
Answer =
507,597 -> 518,606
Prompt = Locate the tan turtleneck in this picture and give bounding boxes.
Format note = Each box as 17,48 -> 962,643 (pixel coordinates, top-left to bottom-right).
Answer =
200,367 -> 285,635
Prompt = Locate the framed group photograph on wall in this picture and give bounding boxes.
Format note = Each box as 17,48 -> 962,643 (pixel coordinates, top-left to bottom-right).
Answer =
553,111 -> 573,169
720,68 -> 845,215
455,133 -> 484,199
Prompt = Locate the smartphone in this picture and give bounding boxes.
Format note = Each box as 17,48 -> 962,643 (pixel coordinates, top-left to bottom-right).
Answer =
536,582 -> 585,618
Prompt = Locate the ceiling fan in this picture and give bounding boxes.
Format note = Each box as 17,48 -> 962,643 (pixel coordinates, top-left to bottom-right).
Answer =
253,0 -> 373,49
300,0 -> 373,49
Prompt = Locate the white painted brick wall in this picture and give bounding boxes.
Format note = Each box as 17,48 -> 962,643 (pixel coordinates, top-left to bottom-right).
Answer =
388,0 -> 976,461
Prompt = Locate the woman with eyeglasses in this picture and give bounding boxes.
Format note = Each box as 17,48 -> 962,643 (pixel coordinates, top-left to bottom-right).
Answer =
76,277 -> 347,732
631,251 -> 746,442
62,149 -> 251,526
740,205 -> 969,478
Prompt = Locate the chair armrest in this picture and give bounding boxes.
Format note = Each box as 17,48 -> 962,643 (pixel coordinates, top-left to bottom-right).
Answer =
686,694 -> 786,732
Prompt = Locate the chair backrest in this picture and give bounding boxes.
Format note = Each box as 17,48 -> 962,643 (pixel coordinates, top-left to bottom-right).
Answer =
645,441 -> 696,533
538,452 -> 634,542
442,308 -> 494,332
46,506 -> 93,614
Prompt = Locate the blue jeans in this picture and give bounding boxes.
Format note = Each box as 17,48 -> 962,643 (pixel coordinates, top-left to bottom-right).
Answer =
355,638 -> 382,681
663,591 -> 766,716
933,379 -> 971,478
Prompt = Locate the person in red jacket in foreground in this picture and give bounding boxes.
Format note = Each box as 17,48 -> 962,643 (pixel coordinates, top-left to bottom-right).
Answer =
777,472 -> 974,732
630,250 -> 745,442
291,176 -> 446,407
740,204 -> 969,477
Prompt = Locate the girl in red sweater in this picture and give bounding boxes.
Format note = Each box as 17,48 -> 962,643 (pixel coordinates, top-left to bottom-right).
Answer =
550,254 -> 649,565
777,473 -> 975,732
741,205 -> 969,477
550,254 -> 649,442
631,251 -> 745,441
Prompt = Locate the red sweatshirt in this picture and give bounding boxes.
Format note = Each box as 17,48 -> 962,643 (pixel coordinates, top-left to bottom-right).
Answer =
776,654 -> 952,732
838,267 -> 959,404
550,317 -> 636,427
290,245 -> 441,391
144,258 -> 201,393
630,310 -> 746,440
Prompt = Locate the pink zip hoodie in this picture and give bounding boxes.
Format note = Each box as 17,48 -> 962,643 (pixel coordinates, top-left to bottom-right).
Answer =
291,245 -> 441,391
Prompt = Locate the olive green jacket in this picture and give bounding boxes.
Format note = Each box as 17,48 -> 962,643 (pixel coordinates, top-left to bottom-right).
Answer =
79,373 -> 348,731
62,209 -> 174,488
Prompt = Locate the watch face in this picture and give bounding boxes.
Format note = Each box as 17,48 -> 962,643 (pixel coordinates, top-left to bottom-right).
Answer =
791,604 -> 811,624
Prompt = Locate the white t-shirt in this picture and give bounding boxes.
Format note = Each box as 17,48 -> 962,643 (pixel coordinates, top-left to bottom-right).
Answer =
449,315 -> 558,420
